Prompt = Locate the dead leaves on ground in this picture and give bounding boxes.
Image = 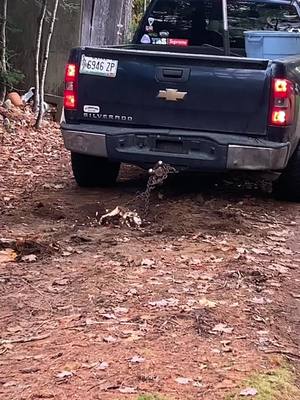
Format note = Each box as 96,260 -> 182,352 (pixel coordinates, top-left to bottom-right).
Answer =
0,248 -> 17,264
0,106 -> 66,207
0,107 -> 299,399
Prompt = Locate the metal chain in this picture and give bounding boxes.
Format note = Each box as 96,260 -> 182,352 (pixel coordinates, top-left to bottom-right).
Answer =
136,161 -> 177,215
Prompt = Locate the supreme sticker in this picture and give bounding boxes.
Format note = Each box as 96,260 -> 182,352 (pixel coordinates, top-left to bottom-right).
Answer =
168,38 -> 189,46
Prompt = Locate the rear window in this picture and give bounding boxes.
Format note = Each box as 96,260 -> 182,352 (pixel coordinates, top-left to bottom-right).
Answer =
135,0 -> 300,50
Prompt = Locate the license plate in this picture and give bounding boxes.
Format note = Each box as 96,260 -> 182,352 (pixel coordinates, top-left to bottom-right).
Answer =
80,55 -> 118,77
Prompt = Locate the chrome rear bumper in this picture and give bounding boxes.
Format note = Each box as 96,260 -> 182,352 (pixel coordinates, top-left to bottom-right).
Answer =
62,127 -> 290,171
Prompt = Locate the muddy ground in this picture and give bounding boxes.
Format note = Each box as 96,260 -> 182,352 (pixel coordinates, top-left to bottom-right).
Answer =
0,111 -> 299,399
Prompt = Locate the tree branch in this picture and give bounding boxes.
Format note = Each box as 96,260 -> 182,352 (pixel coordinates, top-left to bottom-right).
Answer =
0,0 -> 8,104
35,0 -> 59,128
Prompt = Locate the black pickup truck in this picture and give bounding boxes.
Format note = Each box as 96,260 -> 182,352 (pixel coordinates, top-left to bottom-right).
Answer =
61,0 -> 300,201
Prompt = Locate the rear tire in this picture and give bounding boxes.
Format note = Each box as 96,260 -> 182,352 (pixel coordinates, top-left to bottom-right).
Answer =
272,144 -> 300,202
71,152 -> 120,187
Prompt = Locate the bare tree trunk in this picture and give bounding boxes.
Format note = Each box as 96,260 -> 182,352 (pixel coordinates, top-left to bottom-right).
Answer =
34,0 -> 47,113
35,0 -> 59,129
0,0 -> 8,104
124,0 -> 133,42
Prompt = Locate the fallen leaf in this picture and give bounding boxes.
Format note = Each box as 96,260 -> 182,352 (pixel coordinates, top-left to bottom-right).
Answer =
193,380 -> 203,388
82,361 -> 99,369
118,387 -> 136,393
96,361 -> 109,370
20,367 -> 40,374
291,293 -> 300,299
98,382 -> 119,391
141,258 -> 155,268
6,325 -> 21,333
175,377 -> 193,385
268,236 -> 286,243
212,323 -> 234,334
149,299 -> 169,307
276,247 -> 293,256
0,249 -> 17,264
55,371 -> 73,379
103,336 -> 117,343
271,264 -> 289,274
127,288 -> 138,296
3,381 -> 18,387
125,333 -> 142,342
101,313 -> 117,320
29,391 -> 54,399
0,238 -> 16,246
251,297 -> 265,305
148,298 -> 179,307
251,248 -> 269,255
21,254 -> 37,262
100,206 -> 142,228
62,251 -> 72,257
129,355 -> 145,364
240,387 -> 258,396
52,278 -> 69,286
85,318 -> 102,325
113,307 -> 128,314
198,297 -> 217,308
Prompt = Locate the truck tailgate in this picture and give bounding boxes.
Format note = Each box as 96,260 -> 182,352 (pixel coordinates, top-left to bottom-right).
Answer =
75,47 -> 271,136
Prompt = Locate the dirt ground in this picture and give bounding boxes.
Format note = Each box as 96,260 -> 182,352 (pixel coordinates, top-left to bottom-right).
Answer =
0,109 -> 299,399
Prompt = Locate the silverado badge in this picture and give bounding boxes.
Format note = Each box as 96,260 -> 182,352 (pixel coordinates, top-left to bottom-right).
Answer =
157,88 -> 187,101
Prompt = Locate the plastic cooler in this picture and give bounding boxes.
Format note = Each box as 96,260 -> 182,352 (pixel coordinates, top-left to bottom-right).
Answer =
244,31 -> 300,59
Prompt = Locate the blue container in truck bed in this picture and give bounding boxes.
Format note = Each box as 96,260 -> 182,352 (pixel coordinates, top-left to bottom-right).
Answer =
245,31 -> 300,58
61,0 -> 300,201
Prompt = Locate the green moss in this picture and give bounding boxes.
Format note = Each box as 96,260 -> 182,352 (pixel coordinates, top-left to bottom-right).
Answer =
227,366 -> 300,400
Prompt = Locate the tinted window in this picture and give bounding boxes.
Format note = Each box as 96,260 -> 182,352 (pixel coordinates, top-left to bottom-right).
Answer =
136,0 -> 300,49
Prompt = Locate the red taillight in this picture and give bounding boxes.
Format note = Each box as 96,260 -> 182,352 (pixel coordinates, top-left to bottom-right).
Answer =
64,63 -> 77,110
66,63 -> 76,79
274,79 -> 288,94
269,78 -> 295,126
64,94 -> 76,109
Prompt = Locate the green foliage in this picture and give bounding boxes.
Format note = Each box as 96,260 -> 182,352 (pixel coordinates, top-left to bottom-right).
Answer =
0,68 -> 24,91
133,0 -> 147,24
131,0 -> 151,35
227,366 -> 300,400
0,50 -> 24,91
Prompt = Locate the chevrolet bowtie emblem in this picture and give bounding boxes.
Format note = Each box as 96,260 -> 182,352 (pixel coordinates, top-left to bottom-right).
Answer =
157,88 -> 187,101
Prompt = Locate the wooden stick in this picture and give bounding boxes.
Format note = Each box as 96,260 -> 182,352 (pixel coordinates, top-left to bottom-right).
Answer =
0,333 -> 50,345
264,349 -> 300,359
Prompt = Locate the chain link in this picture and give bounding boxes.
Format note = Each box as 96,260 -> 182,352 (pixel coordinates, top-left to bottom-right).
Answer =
135,161 -> 177,215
